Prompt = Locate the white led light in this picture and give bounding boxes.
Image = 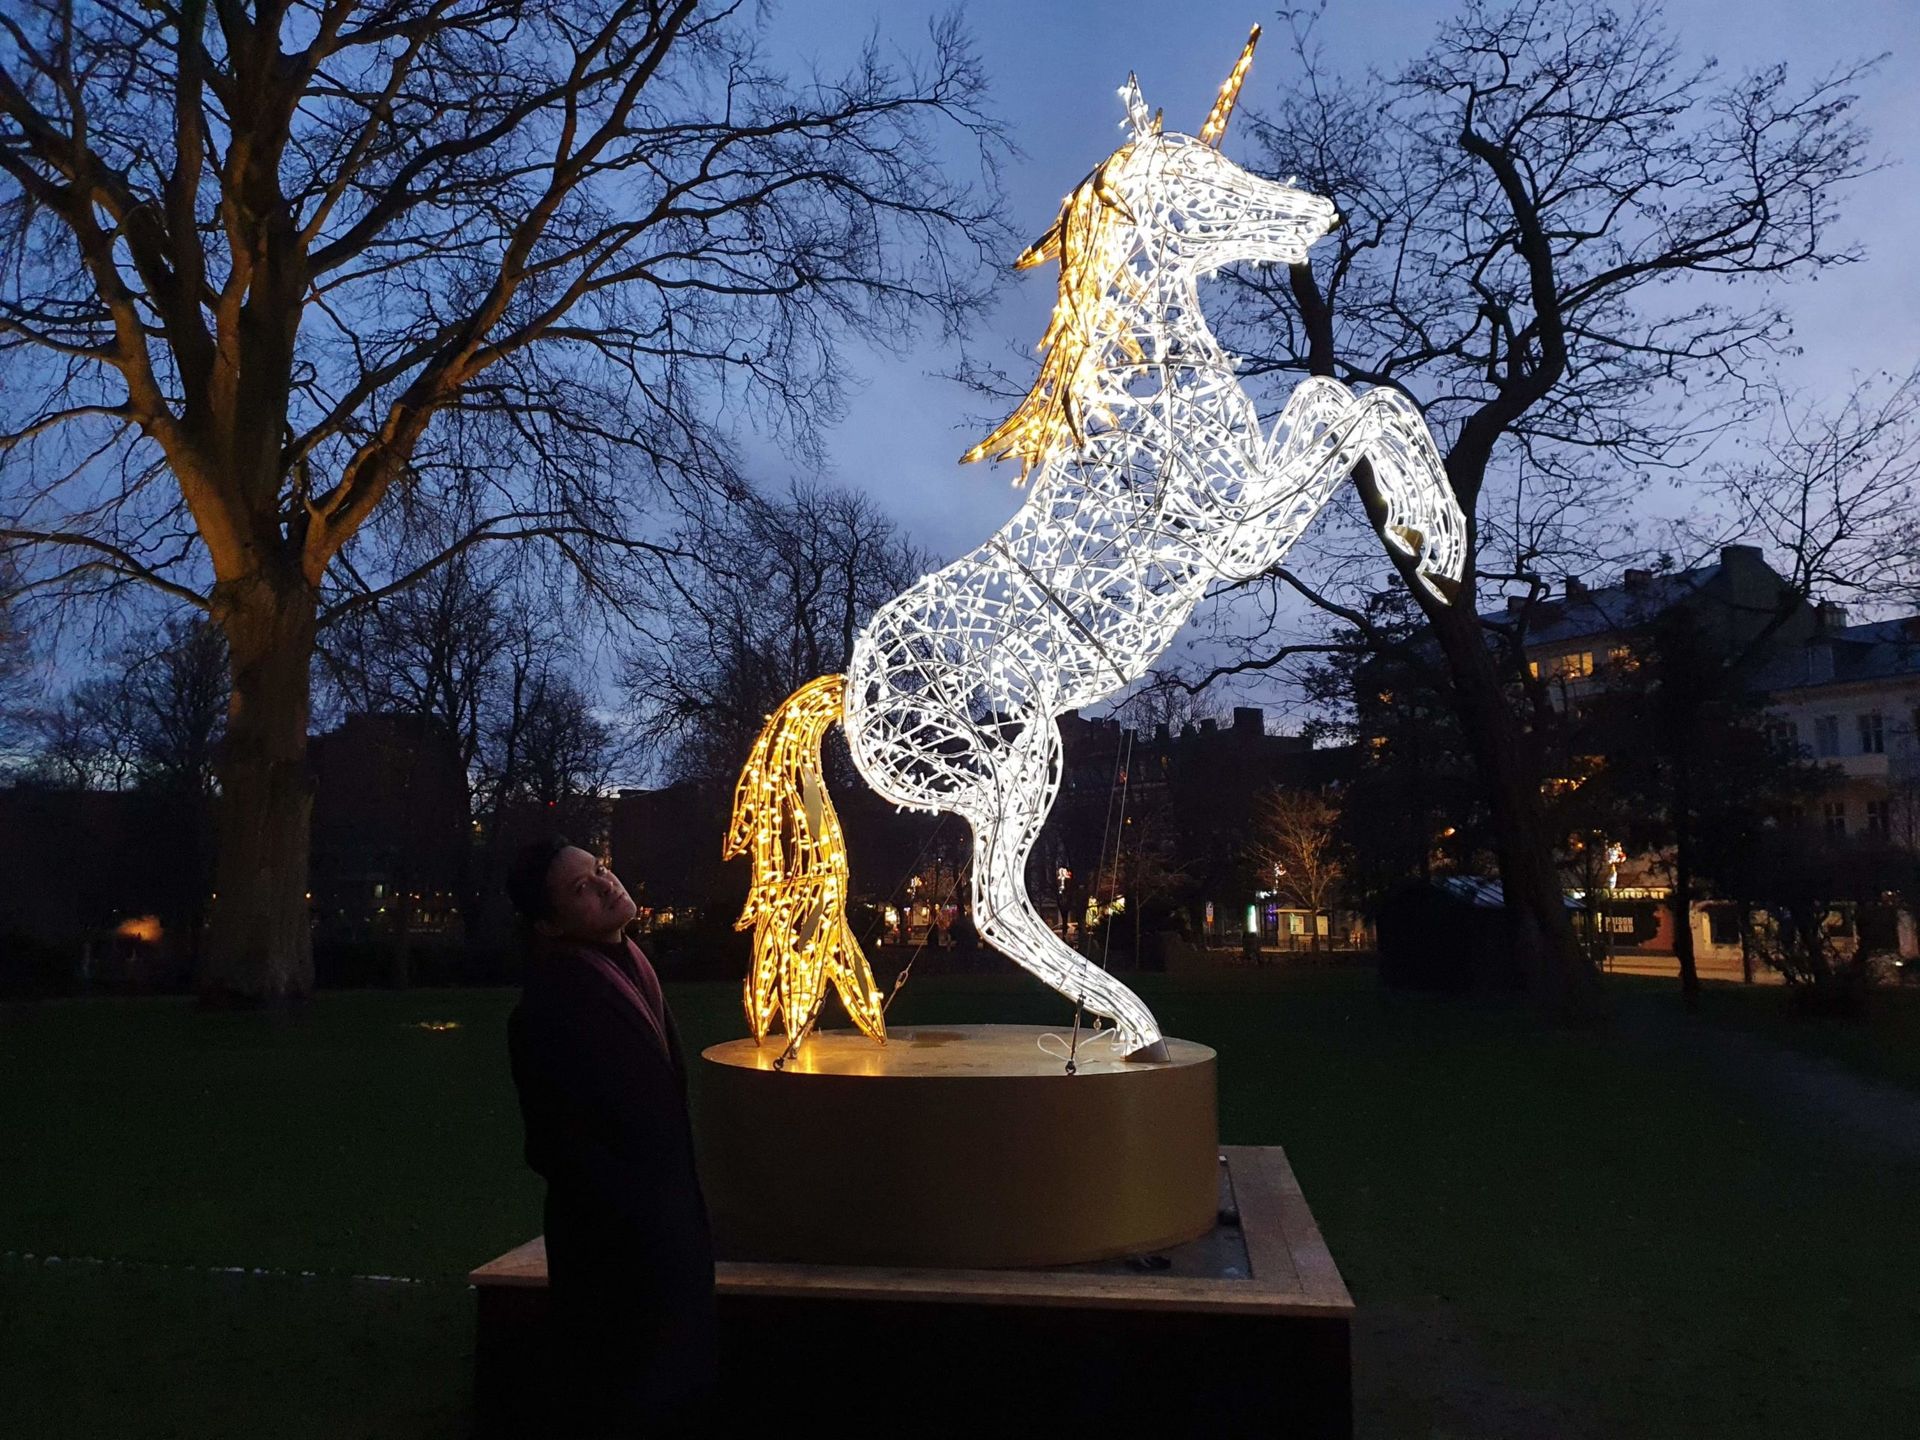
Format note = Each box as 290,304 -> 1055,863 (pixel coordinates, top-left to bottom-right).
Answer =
731,31 -> 1466,1057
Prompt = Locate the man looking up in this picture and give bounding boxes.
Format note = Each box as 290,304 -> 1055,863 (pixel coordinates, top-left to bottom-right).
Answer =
506,838 -> 715,1436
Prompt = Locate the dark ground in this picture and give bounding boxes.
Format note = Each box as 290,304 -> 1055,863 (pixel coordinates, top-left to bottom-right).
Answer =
3,968 -> 1917,1438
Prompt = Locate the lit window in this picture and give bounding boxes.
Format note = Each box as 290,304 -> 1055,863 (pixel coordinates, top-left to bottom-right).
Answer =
1607,646 -> 1635,671
1551,651 -> 1595,680
1814,716 -> 1840,758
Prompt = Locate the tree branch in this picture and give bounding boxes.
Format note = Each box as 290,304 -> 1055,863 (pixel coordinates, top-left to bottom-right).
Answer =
1,527 -> 211,610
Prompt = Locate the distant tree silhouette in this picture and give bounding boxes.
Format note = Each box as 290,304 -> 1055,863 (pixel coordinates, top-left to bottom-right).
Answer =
0,1 -> 1006,1001
1215,0 -> 1878,1017
627,480 -> 925,787
1251,787 -> 1345,948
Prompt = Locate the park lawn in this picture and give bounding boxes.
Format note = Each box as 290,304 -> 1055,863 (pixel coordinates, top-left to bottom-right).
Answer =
3,969 -> 1916,1439
1666,975 -> 1920,1095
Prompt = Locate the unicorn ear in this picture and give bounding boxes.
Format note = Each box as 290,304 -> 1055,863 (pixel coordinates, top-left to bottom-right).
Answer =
1119,73 -> 1155,139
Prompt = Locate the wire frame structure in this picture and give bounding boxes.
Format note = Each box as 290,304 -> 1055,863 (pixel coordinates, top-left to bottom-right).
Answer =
726,676 -> 888,1048
730,29 -> 1467,1058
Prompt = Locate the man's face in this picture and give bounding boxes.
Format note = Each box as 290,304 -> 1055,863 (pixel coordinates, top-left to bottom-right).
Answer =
540,846 -> 637,943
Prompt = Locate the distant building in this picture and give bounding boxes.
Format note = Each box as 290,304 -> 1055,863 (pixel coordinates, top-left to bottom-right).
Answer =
0,784 -> 204,991
309,713 -> 469,946
1515,544 -> 1815,706
1518,548 -> 1920,859
609,781 -> 732,920
1052,705 -> 1362,951
1498,546 -> 1920,965
610,706 -> 1361,961
611,769 -> 952,942
1758,613 -> 1920,850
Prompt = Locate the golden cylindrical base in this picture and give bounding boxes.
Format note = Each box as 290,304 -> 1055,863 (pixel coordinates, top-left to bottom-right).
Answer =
695,1024 -> 1218,1268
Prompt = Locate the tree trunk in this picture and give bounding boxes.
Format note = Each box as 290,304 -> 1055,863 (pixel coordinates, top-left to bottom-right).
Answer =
1671,755 -> 1701,1012
1426,598 -> 1604,1020
1410,723 -> 1432,883
390,874 -> 413,990
199,574 -> 317,1005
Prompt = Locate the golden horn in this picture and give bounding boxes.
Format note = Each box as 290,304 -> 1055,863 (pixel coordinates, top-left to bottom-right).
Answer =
1198,24 -> 1261,147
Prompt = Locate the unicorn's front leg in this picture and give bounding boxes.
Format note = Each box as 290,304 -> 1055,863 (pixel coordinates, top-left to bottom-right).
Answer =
965,717 -> 1168,1060
1205,376 -> 1359,581
1214,380 -> 1465,600
1356,387 -> 1468,603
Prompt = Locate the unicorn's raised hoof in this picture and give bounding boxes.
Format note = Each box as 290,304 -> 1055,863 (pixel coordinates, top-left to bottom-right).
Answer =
1125,1038 -> 1172,1064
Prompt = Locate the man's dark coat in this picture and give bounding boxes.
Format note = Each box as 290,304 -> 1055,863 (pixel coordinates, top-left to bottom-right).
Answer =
509,935 -> 715,1433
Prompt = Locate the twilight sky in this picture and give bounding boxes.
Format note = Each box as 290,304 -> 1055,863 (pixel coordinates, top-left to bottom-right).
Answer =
750,0 -> 1920,574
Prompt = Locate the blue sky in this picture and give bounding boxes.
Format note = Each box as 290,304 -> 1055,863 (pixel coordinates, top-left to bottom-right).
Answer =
752,0 -> 1920,570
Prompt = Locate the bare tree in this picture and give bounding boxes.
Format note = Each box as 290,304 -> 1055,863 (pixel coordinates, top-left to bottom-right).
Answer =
26,681 -> 129,788
0,554 -> 31,745
1104,803 -> 1187,963
120,615 -> 228,797
0,1 -> 1005,1000
26,615 -> 226,793
502,671 -> 620,811
476,619 -> 633,883
1217,0 -> 1876,1014
628,478 -> 926,784
1111,676 -> 1223,737
1251,787 -> 1344,947
319,543 -> 516,783
319,543 -> 637,941
1710,367 -> 1920,609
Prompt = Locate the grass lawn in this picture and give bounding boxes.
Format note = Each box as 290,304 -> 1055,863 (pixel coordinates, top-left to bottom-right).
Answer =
4,968 -> 1917,1438
1670,976 -> 1920,1095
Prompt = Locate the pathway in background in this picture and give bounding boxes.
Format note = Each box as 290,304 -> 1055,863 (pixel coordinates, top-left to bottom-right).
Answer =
1622,991 -> 1920,1164
1604,953 -> 1779,984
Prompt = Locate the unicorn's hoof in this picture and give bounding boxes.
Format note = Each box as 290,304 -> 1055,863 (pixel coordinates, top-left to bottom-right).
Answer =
1125,1038 -> 1172,1063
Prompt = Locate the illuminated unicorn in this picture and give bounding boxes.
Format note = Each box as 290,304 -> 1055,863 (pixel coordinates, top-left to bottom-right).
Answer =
725,29 -> 1466,1061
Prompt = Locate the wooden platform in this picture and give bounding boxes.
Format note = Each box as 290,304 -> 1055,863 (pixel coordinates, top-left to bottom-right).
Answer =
471,1145 -> 1353,1434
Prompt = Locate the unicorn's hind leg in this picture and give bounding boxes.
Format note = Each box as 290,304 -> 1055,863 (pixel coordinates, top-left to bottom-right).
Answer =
965,716 -> 1167,1060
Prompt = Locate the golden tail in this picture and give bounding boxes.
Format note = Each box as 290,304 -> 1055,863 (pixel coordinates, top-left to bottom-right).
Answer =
723,674 -> 886,1046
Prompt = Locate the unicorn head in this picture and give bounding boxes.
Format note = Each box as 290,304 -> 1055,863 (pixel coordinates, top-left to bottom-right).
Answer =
1016,28 -> 1336,275
966,27 -> 1338,478
1109,27 -> 1337,272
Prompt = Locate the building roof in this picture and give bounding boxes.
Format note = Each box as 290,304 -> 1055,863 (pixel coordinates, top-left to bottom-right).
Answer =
1519,562 -> 1723,648
1436,876 -> 1584,911
1757,615 -> 1920,694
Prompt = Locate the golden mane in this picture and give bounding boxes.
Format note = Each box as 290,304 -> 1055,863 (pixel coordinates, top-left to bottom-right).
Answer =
962,149 -> 1143,484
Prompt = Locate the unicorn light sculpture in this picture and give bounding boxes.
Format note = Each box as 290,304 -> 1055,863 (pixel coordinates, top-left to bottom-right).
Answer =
726,28 -> 1466,1062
